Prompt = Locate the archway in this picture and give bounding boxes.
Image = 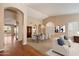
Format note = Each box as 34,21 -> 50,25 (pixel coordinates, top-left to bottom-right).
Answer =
4,7 -> 24,45
46,22 -> 54,39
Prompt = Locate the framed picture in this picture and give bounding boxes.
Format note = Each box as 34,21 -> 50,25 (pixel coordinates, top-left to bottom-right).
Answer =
55,25 -> 65,33
60,25 -> 65,33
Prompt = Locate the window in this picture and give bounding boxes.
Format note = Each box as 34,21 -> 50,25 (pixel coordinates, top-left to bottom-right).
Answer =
68,22 -> 79,37
4,26 -> 11,34
46,22 -> 54,38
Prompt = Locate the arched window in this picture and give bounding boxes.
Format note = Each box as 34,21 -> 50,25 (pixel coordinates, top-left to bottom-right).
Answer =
46,22 -> 54,39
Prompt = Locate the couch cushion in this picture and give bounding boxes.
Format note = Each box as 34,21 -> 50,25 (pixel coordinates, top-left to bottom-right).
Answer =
57,38 -> 65,46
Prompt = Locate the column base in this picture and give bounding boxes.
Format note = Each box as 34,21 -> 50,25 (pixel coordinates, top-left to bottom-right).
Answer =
22,42 -> 27,45
0,48 -> 4,52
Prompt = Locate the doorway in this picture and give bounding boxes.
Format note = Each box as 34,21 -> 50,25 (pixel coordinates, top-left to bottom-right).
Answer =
4,25 -> 17,44
27,26 -> 32,38
4,7 -> 23,46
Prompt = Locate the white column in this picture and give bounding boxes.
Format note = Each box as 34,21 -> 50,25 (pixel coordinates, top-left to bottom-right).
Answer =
0,6 -> 4,51
17,11 -> 23,41
22,12 -> 27,45
65,24 -> 68,37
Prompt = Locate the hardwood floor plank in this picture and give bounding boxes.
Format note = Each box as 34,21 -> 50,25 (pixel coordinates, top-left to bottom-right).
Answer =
0,38 -> 45,56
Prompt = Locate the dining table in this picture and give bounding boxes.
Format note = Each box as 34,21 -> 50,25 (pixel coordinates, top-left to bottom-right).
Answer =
33,34 -> 42,43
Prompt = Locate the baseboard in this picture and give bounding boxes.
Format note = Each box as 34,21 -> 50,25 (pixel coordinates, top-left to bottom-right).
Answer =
22,42 -> 27,45
0,48 -> 4,52
18,40 -> 27,45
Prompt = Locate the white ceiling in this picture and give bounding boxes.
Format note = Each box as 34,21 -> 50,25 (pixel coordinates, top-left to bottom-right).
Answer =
4,3 -> 79,24
27,7 -> 48,20
27,3 -> 79,19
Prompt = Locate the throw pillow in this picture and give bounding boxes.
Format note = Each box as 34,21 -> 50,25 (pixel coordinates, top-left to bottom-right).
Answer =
57,38 -> 65,46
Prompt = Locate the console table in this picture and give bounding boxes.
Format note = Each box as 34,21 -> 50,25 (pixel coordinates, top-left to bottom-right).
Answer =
74,36 -> 79,43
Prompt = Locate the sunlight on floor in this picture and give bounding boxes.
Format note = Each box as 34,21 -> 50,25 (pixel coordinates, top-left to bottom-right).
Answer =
4,34 -> 16,45
4,34 -> 16,51
27,38 -> 53,55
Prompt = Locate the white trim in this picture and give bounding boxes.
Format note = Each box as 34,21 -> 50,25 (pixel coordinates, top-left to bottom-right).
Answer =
0,48 -> 4,52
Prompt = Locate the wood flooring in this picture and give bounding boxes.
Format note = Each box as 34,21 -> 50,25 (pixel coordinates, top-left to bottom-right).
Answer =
0,36 -> 45,56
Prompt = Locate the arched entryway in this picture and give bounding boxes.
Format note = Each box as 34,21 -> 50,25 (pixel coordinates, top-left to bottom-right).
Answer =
4,7 -> 24,45
0,4 -> 27,52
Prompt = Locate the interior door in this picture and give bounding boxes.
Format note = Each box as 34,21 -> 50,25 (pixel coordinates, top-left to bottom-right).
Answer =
27,26 -> 32,38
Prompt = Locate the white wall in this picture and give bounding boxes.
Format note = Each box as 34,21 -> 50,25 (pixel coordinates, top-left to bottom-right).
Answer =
0,5 -> 4,51
27,16 -> 42,26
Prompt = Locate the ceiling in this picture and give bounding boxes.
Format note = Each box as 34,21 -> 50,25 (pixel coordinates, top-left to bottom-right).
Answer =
27,7 -> 48,20
27,3 -> 79,19
4,3 -> 79,24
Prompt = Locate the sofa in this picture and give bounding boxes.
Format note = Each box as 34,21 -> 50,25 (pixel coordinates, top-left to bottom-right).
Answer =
52,36 -> 79,56
52,37 -> 69,56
